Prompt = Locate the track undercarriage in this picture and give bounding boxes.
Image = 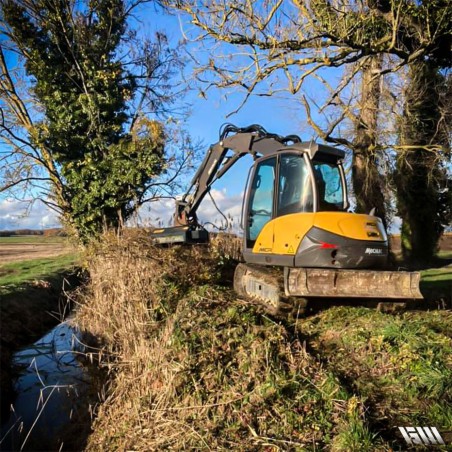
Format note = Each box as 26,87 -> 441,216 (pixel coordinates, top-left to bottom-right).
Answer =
233,263 -> 423,317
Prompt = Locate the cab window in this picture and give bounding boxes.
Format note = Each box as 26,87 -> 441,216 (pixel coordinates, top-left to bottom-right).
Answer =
248,157 -> 276,241
312,160 -> 344,211
277,154 -> 313,216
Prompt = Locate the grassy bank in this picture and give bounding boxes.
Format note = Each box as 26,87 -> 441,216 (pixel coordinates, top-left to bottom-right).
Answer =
76,234 -> 451,450
303,309 -> 452,439
0,251 -> 80,347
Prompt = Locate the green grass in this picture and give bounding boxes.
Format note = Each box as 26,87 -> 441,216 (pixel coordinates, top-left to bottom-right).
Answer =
0,253 -> 78,290
421,266 -> 452,283
420,265 -> 452,298
301,307 -> 452,436
0,235 -> 66,244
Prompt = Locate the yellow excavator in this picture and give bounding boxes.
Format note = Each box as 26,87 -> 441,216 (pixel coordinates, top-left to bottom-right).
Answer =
152,124 -> 422,314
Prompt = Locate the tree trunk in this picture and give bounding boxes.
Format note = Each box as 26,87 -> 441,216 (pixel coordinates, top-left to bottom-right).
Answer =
352,55 -> 388,229
395,62 -> 447,265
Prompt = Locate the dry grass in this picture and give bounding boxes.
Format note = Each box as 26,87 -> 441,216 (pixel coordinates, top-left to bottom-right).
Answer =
75,232 -> 382,451
75,231 -> 451,450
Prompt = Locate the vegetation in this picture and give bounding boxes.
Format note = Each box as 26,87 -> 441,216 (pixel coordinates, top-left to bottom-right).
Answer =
303,307 -> 452,435
1,2 -> 450,449
76,233 -> 451,450
0,0 -> 184,241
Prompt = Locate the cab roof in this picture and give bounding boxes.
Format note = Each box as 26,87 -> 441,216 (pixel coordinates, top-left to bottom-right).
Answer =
295,141 -> 345,160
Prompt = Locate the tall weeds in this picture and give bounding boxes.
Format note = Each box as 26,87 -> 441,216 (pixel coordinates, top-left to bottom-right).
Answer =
76,232 -> 377,450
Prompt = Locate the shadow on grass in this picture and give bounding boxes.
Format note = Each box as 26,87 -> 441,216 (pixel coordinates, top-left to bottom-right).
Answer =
419,258 -> 452,309
420,279 -> 452,308
298,274 -> 451,317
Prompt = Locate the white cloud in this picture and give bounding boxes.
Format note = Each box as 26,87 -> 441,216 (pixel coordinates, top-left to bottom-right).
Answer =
0,192 -> 403,238
0,198 -> 60,231
0,191 -> 244,233
0,191 -> 403,236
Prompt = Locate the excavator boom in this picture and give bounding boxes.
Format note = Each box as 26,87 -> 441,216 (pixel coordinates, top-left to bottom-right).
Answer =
173,124 -> 301,226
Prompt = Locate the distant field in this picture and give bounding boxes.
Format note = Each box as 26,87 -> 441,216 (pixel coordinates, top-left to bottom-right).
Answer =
0,235 -> 67,244
0,253 -> 78,289
390,232 -> 452,253
0,235 -> 74,264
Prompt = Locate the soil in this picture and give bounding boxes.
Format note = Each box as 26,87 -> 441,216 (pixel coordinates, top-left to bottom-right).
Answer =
439,233 -> 452,250
0,242 -> 73,264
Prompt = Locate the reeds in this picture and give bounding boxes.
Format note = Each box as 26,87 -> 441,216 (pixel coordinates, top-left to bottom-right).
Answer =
78,231 -> 452,450
75,232 -> 365,450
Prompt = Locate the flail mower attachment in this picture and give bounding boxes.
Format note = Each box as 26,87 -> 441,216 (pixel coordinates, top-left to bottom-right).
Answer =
151,225 -> 209,245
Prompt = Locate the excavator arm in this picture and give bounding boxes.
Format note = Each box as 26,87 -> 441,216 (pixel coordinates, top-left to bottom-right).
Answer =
152,124 -> 348,245
151,124 -> 302,245
173,124 -> 301,227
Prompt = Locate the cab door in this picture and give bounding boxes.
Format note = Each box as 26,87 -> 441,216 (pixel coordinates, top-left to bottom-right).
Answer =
244,157 -> 276,250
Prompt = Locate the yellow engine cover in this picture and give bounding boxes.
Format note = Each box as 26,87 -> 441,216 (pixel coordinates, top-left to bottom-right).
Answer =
252,212 -> 387,255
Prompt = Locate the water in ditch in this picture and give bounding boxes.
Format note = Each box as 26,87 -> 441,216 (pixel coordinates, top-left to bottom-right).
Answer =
0,321 -> 92,451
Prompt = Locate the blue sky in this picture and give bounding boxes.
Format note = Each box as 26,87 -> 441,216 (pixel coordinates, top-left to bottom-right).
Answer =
0,4 -> 344,231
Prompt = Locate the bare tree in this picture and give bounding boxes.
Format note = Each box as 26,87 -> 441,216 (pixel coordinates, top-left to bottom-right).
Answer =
0,46 -> 66,213
165,0 -> 450,98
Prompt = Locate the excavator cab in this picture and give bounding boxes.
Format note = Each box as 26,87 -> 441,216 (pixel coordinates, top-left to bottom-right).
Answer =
312,156 -> 346,212
240,146 -> 389,270
244,150 -> 347,250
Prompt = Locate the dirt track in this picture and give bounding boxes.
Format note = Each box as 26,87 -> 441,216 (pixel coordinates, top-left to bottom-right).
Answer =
0,242 -> 73,264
